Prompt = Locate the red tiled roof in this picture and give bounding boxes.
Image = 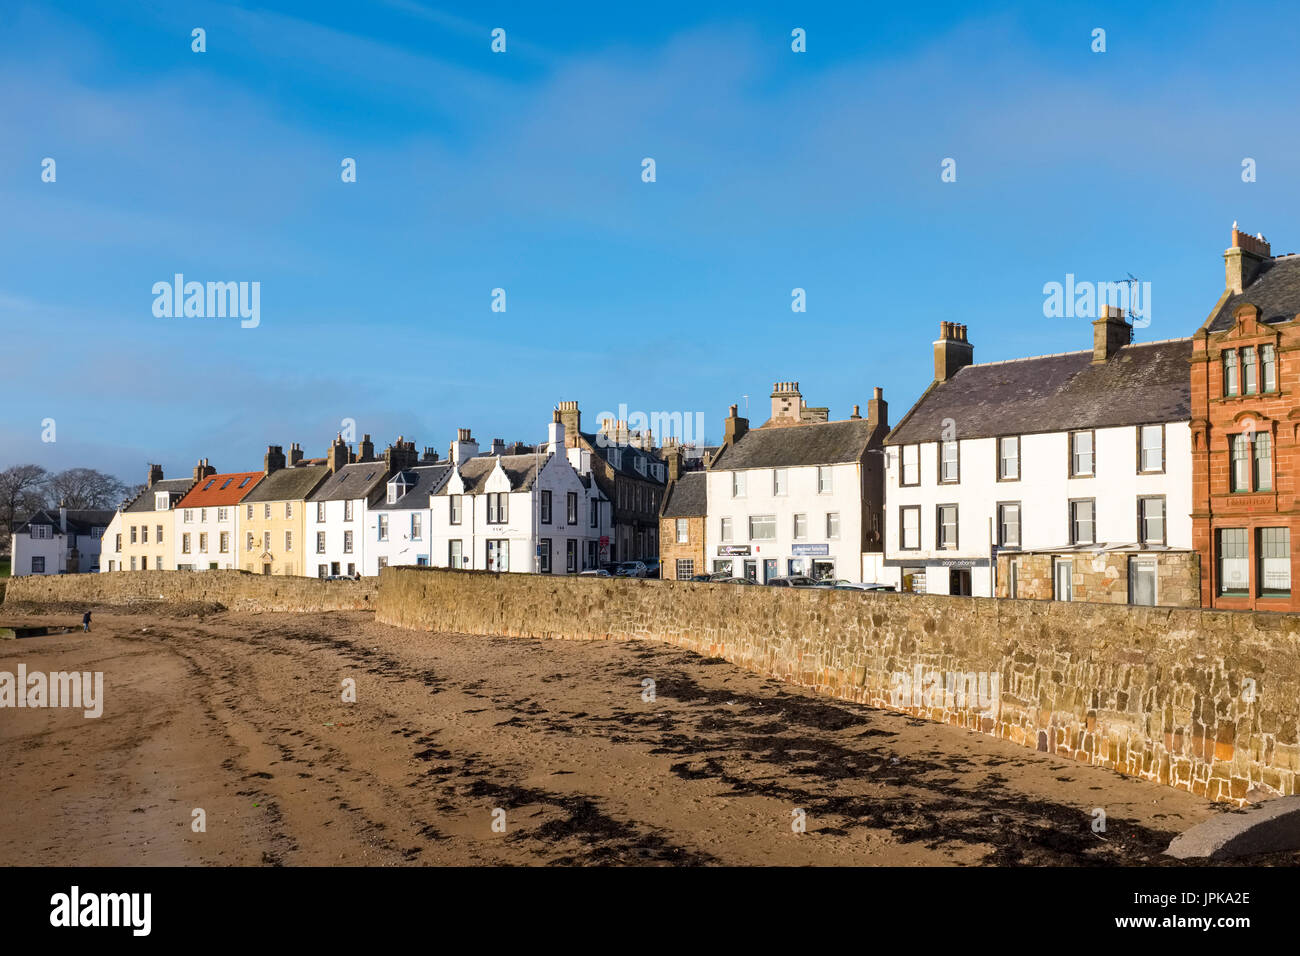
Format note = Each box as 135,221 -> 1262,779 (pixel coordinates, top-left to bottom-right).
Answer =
175,471 -> 265,507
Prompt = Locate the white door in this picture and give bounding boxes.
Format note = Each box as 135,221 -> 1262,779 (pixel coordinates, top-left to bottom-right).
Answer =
1130,559 -> 1157,606
1054,559 -> 1073,601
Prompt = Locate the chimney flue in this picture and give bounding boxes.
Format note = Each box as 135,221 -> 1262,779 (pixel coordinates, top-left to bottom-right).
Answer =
724,404 -> 749,446
1092,304 -> 1132,364
934,322 -> 974,382
1226,224 -> 1272,294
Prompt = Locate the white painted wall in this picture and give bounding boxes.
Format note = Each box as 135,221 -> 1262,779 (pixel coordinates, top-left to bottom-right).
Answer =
11,520 -> 107,575
883,421 -> 1193,595
430,451 -> 610,574
365,506 -> 433,574
175,504 -> 243,570
704,460 -> 865,582
99,513 -> 124,571
306,498 -> 368,577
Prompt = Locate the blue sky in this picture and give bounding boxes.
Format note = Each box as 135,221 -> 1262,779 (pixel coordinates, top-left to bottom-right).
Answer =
3,0 -> 1299,483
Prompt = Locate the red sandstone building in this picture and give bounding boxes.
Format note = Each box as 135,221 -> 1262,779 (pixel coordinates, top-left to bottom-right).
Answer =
1191,226 -> 1300,610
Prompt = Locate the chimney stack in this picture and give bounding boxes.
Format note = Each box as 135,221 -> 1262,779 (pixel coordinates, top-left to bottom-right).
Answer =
327,434 -> 350,473
384,436 -> 419,472
770,381 -> 803,423
934,322 -> 974,383
490,438 -> 505,456
1092,304 -> 1132,364
450,429 -> 479,465
867,386 -> 888,430
289,443 -> 303,466
557,401 -> 581,447
422,446 -> 438,463
193,458 -> 216,482
264,444 -> 287,476
147,464 -> 164,488
548,409 -> 566,455
1226,223 -> 1272,294
723,404 -> 749,446
357,434 -> 375,463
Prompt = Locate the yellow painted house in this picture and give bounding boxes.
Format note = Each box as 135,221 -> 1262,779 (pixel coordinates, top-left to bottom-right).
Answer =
102,465 -> 196,572
240,445 -> 330,576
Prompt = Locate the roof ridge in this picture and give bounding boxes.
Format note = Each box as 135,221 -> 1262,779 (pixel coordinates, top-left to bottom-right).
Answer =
965,337 -> 1190,370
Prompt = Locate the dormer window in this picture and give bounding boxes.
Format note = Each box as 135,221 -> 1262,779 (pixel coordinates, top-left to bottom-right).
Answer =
220,478 -> 233,489
634,456 -> 645,475
155,492 -> 170,511
203,479 -> 216,490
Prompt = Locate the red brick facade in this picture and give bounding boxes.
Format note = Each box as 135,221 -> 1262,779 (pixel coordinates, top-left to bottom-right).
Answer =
1191,229 -> 1300,610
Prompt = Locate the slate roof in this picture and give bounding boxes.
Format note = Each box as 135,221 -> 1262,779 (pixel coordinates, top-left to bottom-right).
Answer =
373,464 -> 453,510
885,338 -> 1192,446
175,471 -> 263,508
15,508 -> 115,534
661,471 -> 707,518
306,461 -> 390,503
709,418 -> 876,471
124,478 -> 194,512
438,454 -> 542,495
580,433 -> 666,484
241,464 -> 330,503
1208,255 -> 1300,332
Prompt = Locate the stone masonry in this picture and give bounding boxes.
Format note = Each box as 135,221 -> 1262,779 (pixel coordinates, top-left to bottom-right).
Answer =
377,567 -> 1300,804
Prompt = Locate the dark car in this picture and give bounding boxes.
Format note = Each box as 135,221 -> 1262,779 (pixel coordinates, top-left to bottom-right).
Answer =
767,575 -> 818,588
716,577 -> 760,585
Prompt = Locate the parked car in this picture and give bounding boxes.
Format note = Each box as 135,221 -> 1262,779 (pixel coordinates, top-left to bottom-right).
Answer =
833,582 -> 897,591
767,575 -> 819,588
613,561 -> 649,578
644,559 -> 661,578
688,574 -> 714,582
716,576 -> 760,585
578,568 -> 611,577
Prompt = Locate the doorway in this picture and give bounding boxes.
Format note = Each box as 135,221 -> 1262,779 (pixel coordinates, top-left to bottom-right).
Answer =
949,569 -> 972,596
1054,559 -> 1073,601
1129,558 -> 1157,606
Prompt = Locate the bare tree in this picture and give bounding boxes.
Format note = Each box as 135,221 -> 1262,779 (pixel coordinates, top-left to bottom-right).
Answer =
0,465 -> 50,540
46,468 -> 127,510
119,483 -> 146,507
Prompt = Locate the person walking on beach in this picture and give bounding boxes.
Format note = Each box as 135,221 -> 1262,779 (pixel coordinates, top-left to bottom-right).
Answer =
82,610 -> 91,633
